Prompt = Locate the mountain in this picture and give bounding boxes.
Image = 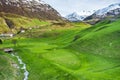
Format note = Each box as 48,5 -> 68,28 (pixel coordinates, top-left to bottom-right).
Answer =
65,12 -> 87,22
0,0 -> 62,20
94,3 -> 120,16
85,3 -> 120,24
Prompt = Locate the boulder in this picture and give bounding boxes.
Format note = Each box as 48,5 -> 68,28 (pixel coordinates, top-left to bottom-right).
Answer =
0,39 -> 2,44
4,48 -> 14,53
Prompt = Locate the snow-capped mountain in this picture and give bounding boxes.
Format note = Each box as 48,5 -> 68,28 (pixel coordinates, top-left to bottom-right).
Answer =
0,0 -> 62,20
95,3 -> 120,16
85,3 -> 120,21
65,12 -> 87,22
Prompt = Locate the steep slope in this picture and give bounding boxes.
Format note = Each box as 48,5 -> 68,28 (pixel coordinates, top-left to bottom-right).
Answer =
65,12 -> 87,22
0,0 -> 62,20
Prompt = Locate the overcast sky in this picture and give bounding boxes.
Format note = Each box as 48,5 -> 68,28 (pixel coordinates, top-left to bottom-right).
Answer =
42,0 -> 120,16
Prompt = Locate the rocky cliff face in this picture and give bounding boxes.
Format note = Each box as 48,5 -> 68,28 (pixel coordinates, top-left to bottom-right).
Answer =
0,0 -> 62,20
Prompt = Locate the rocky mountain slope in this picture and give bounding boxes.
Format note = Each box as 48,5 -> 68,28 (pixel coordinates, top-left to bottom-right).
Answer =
94,3 -> 120,16
65,12 -> 87,22
0,0 -> 62,20
84,3 -> 120,24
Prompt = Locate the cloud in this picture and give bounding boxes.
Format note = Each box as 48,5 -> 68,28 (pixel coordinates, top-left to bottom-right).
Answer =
42,0 -> 120,16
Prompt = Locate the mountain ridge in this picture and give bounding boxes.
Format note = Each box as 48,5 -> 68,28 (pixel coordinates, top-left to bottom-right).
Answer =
65,12 -> 88,22
84,3 -> 120,24
0,0 -> 62,20
94,3 -> 120,16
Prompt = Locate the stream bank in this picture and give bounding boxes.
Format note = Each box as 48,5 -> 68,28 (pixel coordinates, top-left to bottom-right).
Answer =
11,53 -> 29,80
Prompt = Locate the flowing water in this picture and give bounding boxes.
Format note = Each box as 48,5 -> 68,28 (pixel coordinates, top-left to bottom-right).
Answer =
11,53 -> 29,80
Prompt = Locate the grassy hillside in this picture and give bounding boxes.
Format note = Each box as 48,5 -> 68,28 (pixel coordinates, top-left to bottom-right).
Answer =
69,19 -> 120,58
0,22 -> 90,80
1,19 -> 120,80
0,17 -> 10,33
0,12 -> 49,33
0,51 -> 23,80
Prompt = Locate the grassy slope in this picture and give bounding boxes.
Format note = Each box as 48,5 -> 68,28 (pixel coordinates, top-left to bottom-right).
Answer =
0,12 -> 49,33
0,17 -> 10,33
0,51 -> 23,80
68,19 -> 120,80
69,19 -> 120,58
0,22 -> 90,80
1,19 -> 120,80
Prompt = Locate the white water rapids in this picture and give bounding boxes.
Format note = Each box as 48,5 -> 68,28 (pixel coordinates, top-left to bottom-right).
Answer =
11,53 -> 29,80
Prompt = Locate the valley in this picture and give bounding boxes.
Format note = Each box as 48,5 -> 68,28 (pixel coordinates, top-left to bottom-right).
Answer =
1,19 -> 120,80
0,0 -> 120,80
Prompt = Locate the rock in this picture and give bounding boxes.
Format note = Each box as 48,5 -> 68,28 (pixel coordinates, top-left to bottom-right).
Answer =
0,34 -> 13,37
4,48 -> 14,53
0,39 -> 2,44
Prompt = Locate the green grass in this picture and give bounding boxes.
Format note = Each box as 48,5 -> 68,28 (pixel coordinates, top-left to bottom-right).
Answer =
7,17 -> 49,28
69,19 -> 120,58
0,12 -> 49,33
72,22 -> 91,28
1,19 -> 120,80
12,39 -> 77,80
0,51 -> 23,80
0,17 -> 10,33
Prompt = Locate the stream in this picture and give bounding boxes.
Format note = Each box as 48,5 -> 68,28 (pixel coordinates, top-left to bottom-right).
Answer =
11,53 -> 29,80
